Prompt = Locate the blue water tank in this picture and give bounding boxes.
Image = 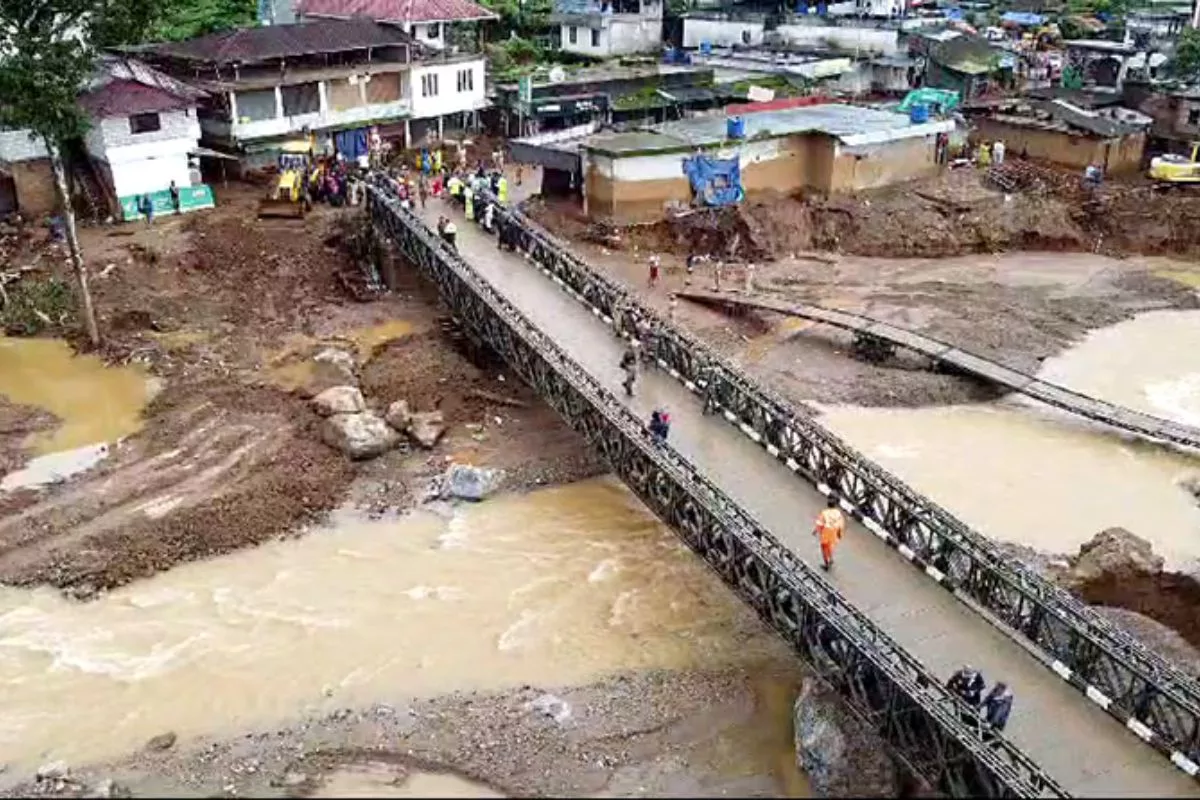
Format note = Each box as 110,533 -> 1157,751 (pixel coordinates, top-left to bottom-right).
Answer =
909,103 -> 930,124
727,116 -> 746,140
700,39 -> 712,55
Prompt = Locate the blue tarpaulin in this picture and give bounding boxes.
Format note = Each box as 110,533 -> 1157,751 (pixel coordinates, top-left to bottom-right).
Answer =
682,155 -> 743,207
334,127 -> 369,160
1001,11 -> 1045,25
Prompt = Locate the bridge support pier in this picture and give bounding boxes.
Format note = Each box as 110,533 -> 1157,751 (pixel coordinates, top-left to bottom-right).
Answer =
852,332 -> 896,364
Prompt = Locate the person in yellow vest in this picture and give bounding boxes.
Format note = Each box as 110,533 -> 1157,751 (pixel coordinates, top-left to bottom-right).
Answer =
812,496 -> 845,571
448,173 -> 463,199
433,148 -> 444,173
497,173 -> 508,204
464,184 -> 474,221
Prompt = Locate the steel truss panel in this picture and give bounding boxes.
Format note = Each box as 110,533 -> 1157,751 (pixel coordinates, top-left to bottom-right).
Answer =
366,183 -> 1067,799
470,188 -> 1200,781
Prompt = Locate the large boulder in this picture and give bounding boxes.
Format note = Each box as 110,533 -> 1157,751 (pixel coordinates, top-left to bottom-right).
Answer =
385,399 -> 412,432
441,464 -> 504,502
1066,527 -> 1164,586
408,410 -> 446,449
313,347 -> 357,381
794,680 -> 845,796
793,679 -> 898,797
321,412 -> 400,460
311,386 -> 366,417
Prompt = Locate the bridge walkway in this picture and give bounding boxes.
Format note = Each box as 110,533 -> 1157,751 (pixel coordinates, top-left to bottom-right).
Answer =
676,290 -> 1200,452
419,200 -> 1199,797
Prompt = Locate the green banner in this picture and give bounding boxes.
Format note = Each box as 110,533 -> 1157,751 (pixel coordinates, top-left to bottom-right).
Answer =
119,184 -> 215,221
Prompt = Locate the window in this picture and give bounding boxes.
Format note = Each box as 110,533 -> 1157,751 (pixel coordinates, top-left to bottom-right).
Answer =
456,68 -> 474,93
427,23 -> 440,39
591,28 -> 600,46
421,73 -> 439,97
129,112 -> 161,134
280,82 -> 320,116
235,88 -> 278,121
1189,108 -> 1200,127
568,25 -> 577,44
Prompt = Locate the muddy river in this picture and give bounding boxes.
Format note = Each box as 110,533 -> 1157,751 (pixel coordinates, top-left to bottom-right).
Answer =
0,477 -> 796,776
819,309 -> 1200,567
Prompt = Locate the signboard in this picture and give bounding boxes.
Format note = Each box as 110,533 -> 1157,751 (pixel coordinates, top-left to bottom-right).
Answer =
119,184 -> 215,221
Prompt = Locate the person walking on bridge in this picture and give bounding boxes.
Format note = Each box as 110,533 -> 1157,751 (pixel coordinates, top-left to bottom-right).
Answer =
981,681 -> 1014,733
947,664 -> 986,707
620,344 -> 639,397
812,497 -> 845,571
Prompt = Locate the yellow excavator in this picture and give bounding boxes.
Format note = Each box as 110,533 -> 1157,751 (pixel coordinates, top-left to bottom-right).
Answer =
257,139 -> 314,219
1148,142 -> 1200,185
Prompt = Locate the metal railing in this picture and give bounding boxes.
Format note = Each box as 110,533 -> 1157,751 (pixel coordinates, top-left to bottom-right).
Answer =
366,180 -> 1068,797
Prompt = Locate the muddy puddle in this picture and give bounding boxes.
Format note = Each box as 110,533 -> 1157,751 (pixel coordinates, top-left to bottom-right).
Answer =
0,477 -> 796,774
312,765 -> 502,798
0,337 -> 150,457
818,310 -> 1200,566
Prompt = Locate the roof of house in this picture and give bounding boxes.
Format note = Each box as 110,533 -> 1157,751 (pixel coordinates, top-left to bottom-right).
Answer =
297,0 -> 498,24
976,97 -> 1146,137
582,102 -> 954,157
78,79 -> 197,117
150,17 -> 415,64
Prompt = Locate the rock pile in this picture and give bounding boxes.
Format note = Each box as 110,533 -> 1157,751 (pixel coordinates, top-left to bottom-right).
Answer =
1061,527 -> 1164,588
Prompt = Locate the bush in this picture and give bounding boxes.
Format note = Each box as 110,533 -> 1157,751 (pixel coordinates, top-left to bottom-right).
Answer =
1,276 -> 75,336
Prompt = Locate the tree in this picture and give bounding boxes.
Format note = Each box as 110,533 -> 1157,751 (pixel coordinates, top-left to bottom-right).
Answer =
0,0 -> 109,347
1175,27 -> 1200,79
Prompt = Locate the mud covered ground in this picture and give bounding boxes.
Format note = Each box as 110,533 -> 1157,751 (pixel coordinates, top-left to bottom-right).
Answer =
533,161 -> 1200,263
0,186 -> 603,594
0,665 -> 908,800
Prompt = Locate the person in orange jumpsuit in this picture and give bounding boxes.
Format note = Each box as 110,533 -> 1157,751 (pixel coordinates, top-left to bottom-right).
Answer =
813,496 -> 845,571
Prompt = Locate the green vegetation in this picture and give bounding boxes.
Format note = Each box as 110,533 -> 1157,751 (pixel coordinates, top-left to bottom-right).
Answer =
1,278 -> 76,337
728,74 -> 812,99
479,0 -> 553,39
151,0 -> 257,42
613,84 -> 668,110
1175,27 -> 1200,78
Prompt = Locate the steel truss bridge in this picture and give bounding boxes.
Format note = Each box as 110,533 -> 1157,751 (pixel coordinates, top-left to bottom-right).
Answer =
673,289 -> 1200,452
365,178 -> 1200,797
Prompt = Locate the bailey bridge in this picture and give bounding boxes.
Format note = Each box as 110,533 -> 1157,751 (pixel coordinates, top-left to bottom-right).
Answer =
365,178 -> 1200,797
674,289 -> 1200,452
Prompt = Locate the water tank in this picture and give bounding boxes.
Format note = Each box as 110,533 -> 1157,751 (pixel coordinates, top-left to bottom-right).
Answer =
909,103 -> 930,124
727,115 -> 746,140
700,39 -> 712,55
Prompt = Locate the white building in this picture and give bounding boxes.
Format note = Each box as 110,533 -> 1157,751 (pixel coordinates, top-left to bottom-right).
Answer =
0,56 -> 209,220
554,0 -> 664,58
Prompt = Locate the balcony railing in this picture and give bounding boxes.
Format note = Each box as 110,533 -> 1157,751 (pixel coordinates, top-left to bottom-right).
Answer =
209,99 -> 413,142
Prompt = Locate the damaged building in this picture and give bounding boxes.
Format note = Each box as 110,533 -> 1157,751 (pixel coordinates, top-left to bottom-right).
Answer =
966,93 -> 1150,173
576,101 -> 954,222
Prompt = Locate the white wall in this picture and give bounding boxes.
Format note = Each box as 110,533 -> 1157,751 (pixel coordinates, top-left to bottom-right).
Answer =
85,109 -> 200,198
404,21 -> 447,51
590,137 -> 784,182
682,18 -> 766,48
774,24 -> 899,54
409,59 -> 486,120
561,14 -> 662,56
0,129 -> 49,162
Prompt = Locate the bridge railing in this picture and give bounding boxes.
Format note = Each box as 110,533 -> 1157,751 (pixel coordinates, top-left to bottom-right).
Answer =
476,189 -> 1200,780
366,182 -> 1067,798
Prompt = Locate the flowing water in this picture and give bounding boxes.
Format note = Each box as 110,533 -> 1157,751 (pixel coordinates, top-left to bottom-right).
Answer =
0,336 -> 150,456
818,310 -> 1200,566
0,477 -> 799,782
312,765 -> 503,798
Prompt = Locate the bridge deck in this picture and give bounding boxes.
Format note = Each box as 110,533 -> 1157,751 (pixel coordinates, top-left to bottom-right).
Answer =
423,201 -> 1199,797
676,290 -> 1200,451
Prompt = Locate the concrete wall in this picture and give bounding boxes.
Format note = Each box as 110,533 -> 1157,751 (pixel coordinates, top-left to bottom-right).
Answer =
0,129 -> 49,162
583,131 -> 937,222
972,119 -> 1146,174
774,24 -> 899,55
682,17 -> 766,48
409,59 -> 486,120
6,158 -> 58,217
561,14 -> 662,57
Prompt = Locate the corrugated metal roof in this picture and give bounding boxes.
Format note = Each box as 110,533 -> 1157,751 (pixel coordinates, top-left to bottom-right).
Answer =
78,79 -> 196,118
152,18 -> 414,64
298,0 -> 497,23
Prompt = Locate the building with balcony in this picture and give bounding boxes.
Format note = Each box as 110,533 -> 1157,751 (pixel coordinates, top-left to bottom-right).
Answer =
141,16 -> 487,162
553,0 -> 665,58
292,0 -> 497,52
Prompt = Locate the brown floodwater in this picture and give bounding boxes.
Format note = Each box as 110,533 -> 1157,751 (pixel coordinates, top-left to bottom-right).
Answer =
0,477 -> 805,792
819,310 -> 1200,567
